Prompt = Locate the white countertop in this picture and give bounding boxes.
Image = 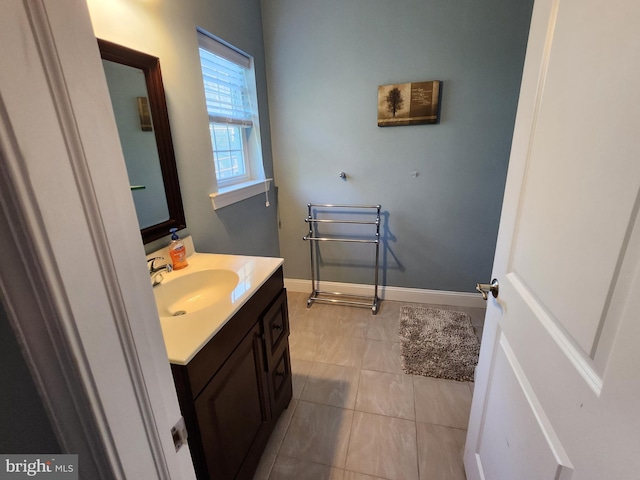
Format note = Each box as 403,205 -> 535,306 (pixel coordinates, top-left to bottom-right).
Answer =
149,239 -> 283,365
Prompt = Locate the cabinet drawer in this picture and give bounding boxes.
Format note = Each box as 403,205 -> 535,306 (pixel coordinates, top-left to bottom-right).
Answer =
268,346 -> 292,420
262,288 -> 289,365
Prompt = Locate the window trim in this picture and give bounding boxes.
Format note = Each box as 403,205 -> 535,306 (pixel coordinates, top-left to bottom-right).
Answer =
209,178 -> 272,210
198,29 -> 267,201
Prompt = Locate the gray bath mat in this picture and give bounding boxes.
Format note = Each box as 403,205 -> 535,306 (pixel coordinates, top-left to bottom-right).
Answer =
399,306 -> 480,381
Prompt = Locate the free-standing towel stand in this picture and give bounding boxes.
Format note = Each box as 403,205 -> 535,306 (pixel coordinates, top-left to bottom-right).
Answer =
302,203 -> 381,314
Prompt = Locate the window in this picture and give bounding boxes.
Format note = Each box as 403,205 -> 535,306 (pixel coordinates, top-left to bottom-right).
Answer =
198,32 -> 269,209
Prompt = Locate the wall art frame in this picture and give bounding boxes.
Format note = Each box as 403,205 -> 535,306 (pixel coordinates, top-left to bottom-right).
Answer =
377,80 -> 442,126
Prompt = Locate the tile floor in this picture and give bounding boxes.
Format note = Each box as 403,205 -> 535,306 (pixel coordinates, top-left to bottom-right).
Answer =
253,292 -> 486,480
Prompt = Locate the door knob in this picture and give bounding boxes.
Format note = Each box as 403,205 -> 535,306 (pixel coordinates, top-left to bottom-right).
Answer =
476,279 -> 499,300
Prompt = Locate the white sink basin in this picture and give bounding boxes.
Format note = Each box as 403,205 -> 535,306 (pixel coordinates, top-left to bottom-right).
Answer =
153,269 -> 240,317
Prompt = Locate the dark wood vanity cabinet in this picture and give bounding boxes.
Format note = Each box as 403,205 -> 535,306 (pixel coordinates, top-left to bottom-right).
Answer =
170,267 -> 292,480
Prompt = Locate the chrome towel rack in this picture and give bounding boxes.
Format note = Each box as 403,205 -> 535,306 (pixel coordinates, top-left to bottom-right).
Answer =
303,203 -> 381,314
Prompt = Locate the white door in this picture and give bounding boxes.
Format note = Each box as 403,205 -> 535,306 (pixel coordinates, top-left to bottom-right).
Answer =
0,1 -> 196,478
464,0 -> 640,478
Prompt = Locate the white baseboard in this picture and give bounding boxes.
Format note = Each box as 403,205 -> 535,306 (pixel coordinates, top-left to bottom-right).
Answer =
284,278 -> 486,309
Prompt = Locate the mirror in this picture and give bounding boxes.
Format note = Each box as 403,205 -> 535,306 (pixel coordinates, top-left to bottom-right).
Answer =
98,39 -> 186,244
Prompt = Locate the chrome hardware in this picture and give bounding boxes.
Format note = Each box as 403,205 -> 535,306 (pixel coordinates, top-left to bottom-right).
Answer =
148,256 -> 169,274
303,203 -> 381,314
476,279 -> 499,300
148,256 -> 172,286
338,171 -> 346,179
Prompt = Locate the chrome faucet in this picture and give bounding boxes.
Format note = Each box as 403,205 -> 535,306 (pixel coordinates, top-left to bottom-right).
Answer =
147,256 -> 172,286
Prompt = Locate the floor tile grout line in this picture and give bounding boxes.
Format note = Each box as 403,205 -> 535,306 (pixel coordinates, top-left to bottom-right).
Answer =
275,400 -> 352,471
403,305 -> 419,479
411,373 -> 420,480
345,364 -> 372,477
415,419 -> 469,432
295,362 -> 311,400
295,396 -> 430,423
297,373 -> 420,421
271,452 -> 350,474
339,398 -> 356,471
413,417 -> 420,480
265,397 -> 300,480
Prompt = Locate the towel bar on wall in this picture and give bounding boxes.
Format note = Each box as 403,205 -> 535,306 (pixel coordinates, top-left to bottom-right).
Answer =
302,203 -> 381,314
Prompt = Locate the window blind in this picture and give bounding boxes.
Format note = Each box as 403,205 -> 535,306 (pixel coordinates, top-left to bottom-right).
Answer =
198,33 -> 253,126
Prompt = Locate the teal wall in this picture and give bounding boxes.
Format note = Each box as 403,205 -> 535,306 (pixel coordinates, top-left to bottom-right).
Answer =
262,0 -> 534,291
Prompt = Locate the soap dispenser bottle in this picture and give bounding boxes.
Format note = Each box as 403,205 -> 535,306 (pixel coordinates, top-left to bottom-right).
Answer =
168,228 -> 188,270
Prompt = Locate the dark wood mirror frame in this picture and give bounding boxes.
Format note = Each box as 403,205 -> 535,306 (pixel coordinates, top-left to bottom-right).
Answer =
98,38 -> 186,244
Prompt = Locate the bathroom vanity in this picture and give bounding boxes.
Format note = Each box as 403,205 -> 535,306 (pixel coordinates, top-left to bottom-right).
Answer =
152,242 -> 292,480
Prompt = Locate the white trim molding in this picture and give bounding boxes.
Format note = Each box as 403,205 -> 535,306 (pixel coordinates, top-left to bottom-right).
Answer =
210,178 -> 272,210
284,278 -> 487,309
0,1 -> 196,478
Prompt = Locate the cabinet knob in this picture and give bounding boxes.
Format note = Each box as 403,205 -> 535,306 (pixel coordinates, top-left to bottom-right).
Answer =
272,324 -> 283,331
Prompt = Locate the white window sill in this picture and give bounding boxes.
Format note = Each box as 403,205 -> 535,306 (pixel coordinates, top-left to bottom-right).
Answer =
209,178 -> 272,210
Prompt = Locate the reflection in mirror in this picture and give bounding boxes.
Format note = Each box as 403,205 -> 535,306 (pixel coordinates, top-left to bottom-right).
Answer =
98,39 -> 185,244
102,60 -> 169,228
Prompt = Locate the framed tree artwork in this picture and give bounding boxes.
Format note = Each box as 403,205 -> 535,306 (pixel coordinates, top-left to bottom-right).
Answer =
377,80 -> 442,126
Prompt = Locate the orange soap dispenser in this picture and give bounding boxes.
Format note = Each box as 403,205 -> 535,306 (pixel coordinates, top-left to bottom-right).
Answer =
168,228 -> 188,270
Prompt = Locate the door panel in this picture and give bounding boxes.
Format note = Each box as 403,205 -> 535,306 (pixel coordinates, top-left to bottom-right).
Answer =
506,273 -> 603,393
475,330 -> 572,480
465,0 -> 640,478
509,0 -> 640,357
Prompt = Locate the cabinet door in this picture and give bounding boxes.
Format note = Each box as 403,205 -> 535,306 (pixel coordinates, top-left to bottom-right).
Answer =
194,322 -> 270,480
